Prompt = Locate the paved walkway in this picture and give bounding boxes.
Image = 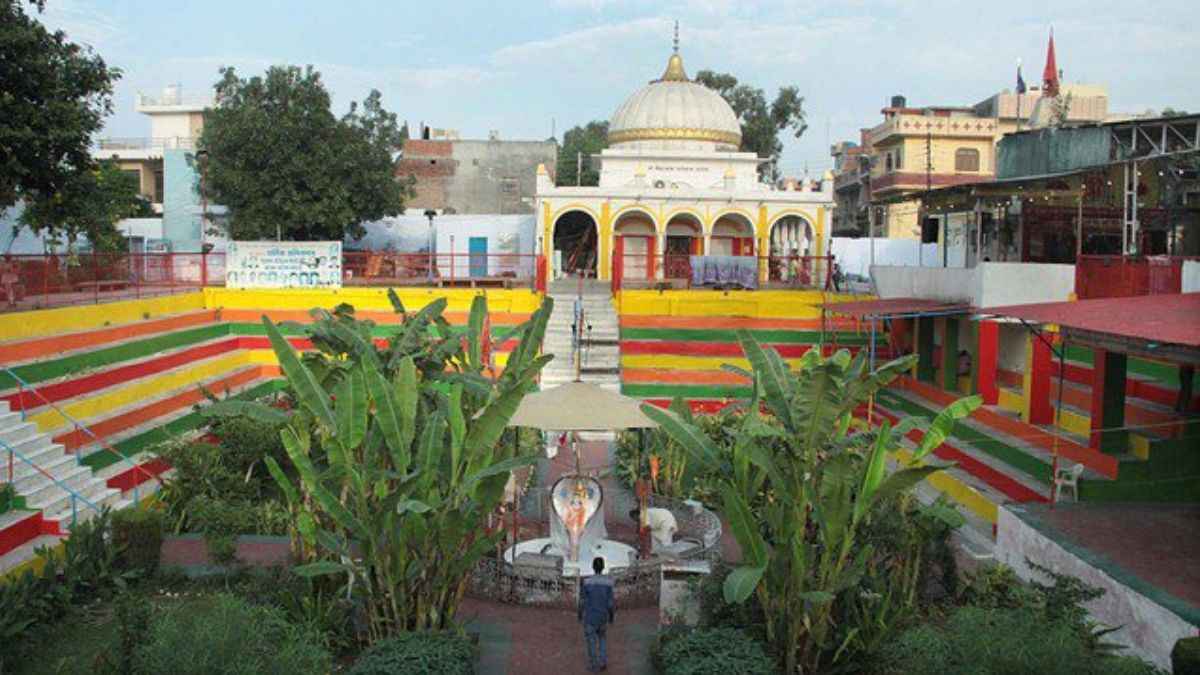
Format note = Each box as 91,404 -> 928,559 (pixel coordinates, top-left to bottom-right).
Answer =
462,598 -> 657,674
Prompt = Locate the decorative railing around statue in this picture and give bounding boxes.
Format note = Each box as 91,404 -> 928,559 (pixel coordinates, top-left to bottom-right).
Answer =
467,494 -> 723,608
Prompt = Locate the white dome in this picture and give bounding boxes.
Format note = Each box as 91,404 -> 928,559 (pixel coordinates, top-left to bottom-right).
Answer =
608,53 -> 741,151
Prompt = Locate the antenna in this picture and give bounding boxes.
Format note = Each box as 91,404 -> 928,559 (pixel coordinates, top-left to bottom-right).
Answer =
673,20 -> 679,53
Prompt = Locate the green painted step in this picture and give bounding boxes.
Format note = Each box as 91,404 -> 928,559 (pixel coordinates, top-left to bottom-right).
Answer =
1,323 -> 229,390
621,383 -> 750,399
619,327 -> 870,345
875,389 -> 1052,485
82,379 -> 287,472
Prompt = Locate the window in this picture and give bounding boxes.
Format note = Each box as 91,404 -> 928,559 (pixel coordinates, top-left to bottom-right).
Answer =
955,148 -> 980,172
885,153 -> 893,173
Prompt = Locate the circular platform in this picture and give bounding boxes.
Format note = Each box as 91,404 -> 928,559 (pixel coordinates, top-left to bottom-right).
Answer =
504,537 -> 637,578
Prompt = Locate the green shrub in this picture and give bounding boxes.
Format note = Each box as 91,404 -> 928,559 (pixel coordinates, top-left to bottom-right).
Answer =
132,594 -> 330,675
113,591 -> 152,674
347,632 -> 475,675
879,606 -> 1162,675
112,507 -> 164,574
698,564 -> 766,636
0,482 -> 21,513
1174,637 -> 1200,675
654,627 -> 775,675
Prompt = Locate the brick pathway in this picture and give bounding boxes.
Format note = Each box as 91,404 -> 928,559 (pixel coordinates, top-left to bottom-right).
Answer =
462,598 -> 657,674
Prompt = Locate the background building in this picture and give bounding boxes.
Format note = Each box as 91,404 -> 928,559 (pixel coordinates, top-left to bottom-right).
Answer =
397,132 -> 557,215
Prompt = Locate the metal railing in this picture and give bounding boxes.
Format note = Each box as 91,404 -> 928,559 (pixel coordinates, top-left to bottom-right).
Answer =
96,136 -> 197,151
612,252 -> 834,291
0,252 -> 221,312
3,367 -> 152,501
2,436 -> 101,529
342,251 -> 537,288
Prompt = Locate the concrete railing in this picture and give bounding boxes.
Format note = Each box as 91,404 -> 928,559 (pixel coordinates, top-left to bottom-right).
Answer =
870,262 -> 1076,308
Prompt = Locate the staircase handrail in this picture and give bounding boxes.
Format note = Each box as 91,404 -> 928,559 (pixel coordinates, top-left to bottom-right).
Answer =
1,436 -> 101,529
2,366 -> 153,501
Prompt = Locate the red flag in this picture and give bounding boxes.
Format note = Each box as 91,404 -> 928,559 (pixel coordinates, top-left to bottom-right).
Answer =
1042,29 -> 1060,98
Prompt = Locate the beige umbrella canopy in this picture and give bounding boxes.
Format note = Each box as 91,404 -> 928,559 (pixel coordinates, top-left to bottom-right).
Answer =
507,381 -> 658,431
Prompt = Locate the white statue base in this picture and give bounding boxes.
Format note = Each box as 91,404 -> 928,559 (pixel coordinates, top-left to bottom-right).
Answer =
505,537 -> 636,578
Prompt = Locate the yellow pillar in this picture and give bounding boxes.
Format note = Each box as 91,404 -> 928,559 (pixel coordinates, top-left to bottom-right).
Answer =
757,204 -> 769,284
598,201 -> 613,282
541,201 -> 553,260
815,207 -> 826,257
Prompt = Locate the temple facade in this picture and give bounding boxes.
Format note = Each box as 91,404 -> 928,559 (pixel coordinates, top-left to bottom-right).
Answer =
534,47 -> 835,285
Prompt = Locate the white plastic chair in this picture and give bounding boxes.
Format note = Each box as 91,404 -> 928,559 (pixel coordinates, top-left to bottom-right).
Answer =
1054,463 -> 1085,502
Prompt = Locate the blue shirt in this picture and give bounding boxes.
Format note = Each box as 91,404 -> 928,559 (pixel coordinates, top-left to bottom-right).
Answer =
578,574 -> 615,627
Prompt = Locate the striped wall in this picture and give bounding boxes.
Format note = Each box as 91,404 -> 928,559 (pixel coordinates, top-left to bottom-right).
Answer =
0,287 -> 545,559
615,289 -> 880,406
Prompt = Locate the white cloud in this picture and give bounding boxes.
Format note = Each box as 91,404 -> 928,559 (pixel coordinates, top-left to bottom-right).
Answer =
36,0 -> 122,50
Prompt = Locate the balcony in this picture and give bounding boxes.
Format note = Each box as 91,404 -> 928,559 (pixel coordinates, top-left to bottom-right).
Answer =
96,137 -> 196,152
135,92 -> 212,110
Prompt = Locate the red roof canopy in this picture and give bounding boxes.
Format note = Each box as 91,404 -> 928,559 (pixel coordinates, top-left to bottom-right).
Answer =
983,293 -> 1200,348
822,297 -> 971,319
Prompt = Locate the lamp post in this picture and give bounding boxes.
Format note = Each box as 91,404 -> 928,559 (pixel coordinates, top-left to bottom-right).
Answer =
424,209 -> 437,283
196,150 -> 210,245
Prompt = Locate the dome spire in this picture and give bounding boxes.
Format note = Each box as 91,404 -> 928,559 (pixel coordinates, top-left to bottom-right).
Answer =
661,20 -> 688,82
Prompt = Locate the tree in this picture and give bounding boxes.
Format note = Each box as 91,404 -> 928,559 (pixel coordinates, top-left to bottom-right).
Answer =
695,71 -> 808,182
204,292 -> 554,639
556,121 -> 608,187
0,0 -> 120,209
19,160 -> 148,252
199,66 -> 414,242
642,334 -> 979,673
1161,107 -> 1189,117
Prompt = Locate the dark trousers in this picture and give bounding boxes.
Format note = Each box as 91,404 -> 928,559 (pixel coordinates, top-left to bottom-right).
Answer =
584,623 -> 607,670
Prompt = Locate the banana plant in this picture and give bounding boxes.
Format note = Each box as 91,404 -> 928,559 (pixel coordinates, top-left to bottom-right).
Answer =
206,294 -> 554,640
641,330 -> 980,673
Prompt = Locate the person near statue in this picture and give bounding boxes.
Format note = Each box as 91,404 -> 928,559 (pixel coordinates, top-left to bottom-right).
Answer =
579,556 -> 615,672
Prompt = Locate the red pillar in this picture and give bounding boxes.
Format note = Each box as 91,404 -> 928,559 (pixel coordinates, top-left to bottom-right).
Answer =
976,320 -> 999,405
1023,333 -> 1054,425
1088,348 -> 1128,452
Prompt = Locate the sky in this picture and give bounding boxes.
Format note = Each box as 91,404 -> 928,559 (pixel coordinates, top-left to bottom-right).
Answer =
38,0 -> 1200,178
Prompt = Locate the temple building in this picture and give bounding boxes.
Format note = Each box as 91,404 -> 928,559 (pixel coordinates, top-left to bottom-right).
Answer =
534,43 -> 834,286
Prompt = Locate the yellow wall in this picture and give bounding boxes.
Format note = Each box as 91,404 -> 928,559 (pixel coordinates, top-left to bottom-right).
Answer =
615,289 -> 859,319
202,287 -> 543,315
0,292 -> 207,343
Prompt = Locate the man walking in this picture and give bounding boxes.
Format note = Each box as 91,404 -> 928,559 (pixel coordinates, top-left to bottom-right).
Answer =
579,556 -> 615,672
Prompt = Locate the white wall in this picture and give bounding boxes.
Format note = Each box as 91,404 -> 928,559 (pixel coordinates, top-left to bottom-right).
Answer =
997,322 -> 1027,374
975,263 -> 1076,308
829,238 -> 939,279
1183,260 -> 1200,293
869,262 -> 1077,309
871,265 -> 978,303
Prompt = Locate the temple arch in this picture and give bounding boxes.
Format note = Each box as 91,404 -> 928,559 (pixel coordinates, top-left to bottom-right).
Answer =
612,210 -> 657,282
552,209 -> 599,278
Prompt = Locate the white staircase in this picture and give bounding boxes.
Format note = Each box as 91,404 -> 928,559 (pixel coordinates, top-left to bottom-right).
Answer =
0,400 -> 131,532
542,278 -> 621,393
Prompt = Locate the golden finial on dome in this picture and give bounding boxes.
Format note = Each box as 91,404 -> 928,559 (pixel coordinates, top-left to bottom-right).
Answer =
660,20 -> 688,81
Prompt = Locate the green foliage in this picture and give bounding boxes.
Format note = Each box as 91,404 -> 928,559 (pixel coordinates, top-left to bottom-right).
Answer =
654,627 -> 776,675
1173,637 -> 1200,675
641,333 -> 980,673
879,606 -> 1162,675
556,121 -> 609,187
156,406 -> 292,561
698,563 -> 767,637
0,509 -> 138,670
347,632 -> 476,675
693,71 -> 807,182
132,594 -> 330,675
0,0 -> 119,209
112,507 -> 164,575
200,65 -> 414,242
253,295 -> 553,640
18,160 -> 148,252
113,592 -> 152,675
0,481 -> 20,513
